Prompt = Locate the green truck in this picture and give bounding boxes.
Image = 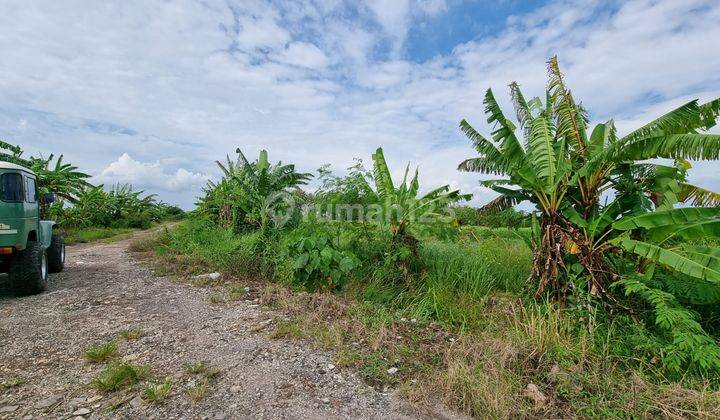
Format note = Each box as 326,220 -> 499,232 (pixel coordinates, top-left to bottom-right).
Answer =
0,161 -> 65,295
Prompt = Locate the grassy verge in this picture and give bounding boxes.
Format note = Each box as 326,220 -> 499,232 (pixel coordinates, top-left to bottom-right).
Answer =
64,227 -> 138,245
130,219 -> 720,418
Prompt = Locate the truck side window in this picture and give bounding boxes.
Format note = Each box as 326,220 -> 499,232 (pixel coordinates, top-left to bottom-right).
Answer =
26,177 -> 37,202
1,173 -> 24,202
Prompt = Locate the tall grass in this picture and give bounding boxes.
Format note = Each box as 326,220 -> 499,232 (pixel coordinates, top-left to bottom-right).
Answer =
153,218 -> 533,331
158,218 -> 263,275
403,239 -> 530,329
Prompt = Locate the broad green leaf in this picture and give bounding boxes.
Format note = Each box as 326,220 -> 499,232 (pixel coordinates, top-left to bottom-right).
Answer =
339,256 -> 355,273
293,253 -> 309,270
484,89 -> 524,162
372,147 -> 394,199
561,207 -> 587,228
527,115 -> 557,192
613,207 -> 720,230
613,237 -> 720,282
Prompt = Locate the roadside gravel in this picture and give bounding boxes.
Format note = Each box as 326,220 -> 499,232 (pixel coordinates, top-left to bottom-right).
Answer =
0,232 -> 445,419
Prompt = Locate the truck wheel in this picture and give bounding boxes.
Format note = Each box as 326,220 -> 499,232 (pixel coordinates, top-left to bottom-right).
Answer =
48,234 -> 65,273
9,241 -> 48,295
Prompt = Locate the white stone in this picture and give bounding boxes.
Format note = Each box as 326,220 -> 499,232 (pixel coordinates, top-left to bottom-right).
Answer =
194,272 -> 221,280
72,408 -> 91,416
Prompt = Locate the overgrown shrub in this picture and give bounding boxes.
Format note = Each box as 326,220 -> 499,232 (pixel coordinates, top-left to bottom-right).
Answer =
281,223 -> 360,291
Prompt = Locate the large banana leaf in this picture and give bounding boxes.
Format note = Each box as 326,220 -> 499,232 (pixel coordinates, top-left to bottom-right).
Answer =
620,100 -> 701,144
459,119 -> 506,163
678,183 -> 720,206
614,207 -> 720,245
619,134 -> 720,161
681,245 -> 720,272
587,121 -> 615,158
371,148 -> 394,200
547,56 -> 587,155
509,82 -> 533,134
479,192 -> 527,213
527,114 -> 557,192
484,89 -> 524,162
613,237 -> 720,282
613,207 -> 720,230
699,98 -> 720,129
457,156 -> 509,175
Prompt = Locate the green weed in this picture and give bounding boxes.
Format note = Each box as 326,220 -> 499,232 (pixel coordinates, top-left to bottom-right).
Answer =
119,328 -> 144,340
185,378 -> 209,402
83,340 -> 118,363
91,361 -> 150,392
142,379 -> 173,403
0,377 -> 26,390
183,361 -> 221,380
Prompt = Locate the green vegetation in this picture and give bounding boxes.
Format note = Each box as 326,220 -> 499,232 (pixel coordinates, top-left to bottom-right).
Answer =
137,57 -> 720,417
198,148 -> 310,231
0,141 -> 184,237
142,379 -> 173,403
453,206 -> 528,228
83,340 -> 119,363
119,327 -> 144,340
458,56 -> 720,376
65,227 -> 137,245
182,361 -> 221,379
91,361 -> 150,392
185,380 -> 209,402
182,361 -> 220,403
0,377 -> 26,390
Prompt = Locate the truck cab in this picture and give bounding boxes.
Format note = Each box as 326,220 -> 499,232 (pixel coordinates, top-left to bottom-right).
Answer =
0,162 -> 65,295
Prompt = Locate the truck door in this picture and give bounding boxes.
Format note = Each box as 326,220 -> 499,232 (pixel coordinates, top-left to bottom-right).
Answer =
25,175 -> 39,235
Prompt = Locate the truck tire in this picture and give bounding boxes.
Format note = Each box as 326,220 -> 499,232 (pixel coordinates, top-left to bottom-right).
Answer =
47,233 -> 65,273
9,241 -> 48,295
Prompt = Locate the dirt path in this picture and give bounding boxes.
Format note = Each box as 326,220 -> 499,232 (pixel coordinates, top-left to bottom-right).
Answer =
0,232 -> 432,419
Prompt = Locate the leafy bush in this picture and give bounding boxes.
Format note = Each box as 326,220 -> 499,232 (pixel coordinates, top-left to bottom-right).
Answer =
282,224 -> 359,290
197,149 -> 310,231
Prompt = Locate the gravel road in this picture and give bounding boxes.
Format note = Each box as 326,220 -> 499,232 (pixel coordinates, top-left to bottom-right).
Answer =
0,233 -> 438,419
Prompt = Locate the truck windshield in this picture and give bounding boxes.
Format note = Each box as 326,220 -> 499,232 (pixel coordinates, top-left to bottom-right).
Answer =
1,173 -> 24,202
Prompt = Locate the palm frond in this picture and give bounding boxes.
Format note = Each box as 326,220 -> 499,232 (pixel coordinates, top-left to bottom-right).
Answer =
619,134 -> 720,161
547,56 -> 587,156
678,183 -> 720,206
479,193 -> 523,213
527,114 -> 557,191
457,157 -> 509,175
484,89 -> 525,161
371,147 -> 394,199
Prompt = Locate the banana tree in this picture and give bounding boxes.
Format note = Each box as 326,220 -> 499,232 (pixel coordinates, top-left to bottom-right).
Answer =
458,56 -> 720,298
0,141 -> 91,216
199,148 -> 311,230
371,147 -> 469,255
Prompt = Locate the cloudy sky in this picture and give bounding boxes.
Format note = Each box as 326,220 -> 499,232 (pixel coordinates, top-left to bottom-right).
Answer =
1,0 -> 719,208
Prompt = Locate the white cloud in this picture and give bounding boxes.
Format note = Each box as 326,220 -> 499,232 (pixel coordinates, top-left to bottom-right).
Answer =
364,0 -> 411,52
236,13 -> 290,51
1,0 -> 719,210
93,153 -> 210,193
272,41 -> 329,69
416,0 -> 447,16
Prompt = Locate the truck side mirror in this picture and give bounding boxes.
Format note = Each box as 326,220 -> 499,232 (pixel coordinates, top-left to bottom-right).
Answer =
44,192 -> 56,204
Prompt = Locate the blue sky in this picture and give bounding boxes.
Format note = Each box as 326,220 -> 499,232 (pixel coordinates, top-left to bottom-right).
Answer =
1,0 -> 719,208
